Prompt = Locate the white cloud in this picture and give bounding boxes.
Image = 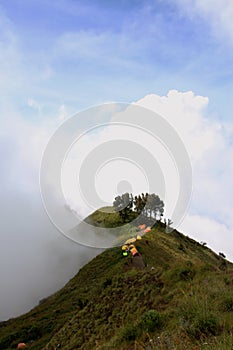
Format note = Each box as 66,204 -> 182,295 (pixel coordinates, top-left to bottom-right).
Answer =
135,90 -> 233,259
136,90 -> 212,162
174,0 -> 233,43
0,104 -> 100,320
180,214 -> 232,260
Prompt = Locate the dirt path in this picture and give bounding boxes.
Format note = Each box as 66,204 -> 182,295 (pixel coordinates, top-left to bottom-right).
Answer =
124,255 -> 146,270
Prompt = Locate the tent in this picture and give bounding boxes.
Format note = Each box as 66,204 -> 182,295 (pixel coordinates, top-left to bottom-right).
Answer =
130,246 -> 140,257
138,224 -> 146,230
122,245 -> 129,257
125,237 -> 136,245
137,235 -> 142,240
17,344 -> 26,349
128,244 -> 138,254
144,227 -> 151,233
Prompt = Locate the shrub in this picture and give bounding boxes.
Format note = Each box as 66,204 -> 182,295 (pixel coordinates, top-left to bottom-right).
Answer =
119,324 -> 139,342
179,268 -> 195,281
103,278 -> 112,289
219,260 -> 227,270
194,314 -> 220,336
178,243 -> 185,251
140,310 -> 163,332
77,298 -> 88,309
221,297 -> 233,312
0,332 -> 19,350
223,277 -> 230,286
182,311 -> 221,338
180,297 -> 221,339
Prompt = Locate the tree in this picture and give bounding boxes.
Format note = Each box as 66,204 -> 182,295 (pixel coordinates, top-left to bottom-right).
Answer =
153,194 -> 164,221
144,194 -> 154,219
133,194 -> 147,215
113,192 -> 164,225
141,193 -> 149,216
113,193 -> 133,223
144,193 -> 164,221
165,218 -> 173,229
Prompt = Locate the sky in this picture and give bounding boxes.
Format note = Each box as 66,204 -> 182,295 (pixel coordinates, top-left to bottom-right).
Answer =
1,0 -> 233,320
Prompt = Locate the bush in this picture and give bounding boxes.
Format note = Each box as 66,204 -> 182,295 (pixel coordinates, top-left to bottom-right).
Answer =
221,297 -> 233,312
180,297 -> 221,339
140,310 -> 163,332
0,332 -> 19,350
195,314 -> 220,336
103,278 -> 112,289
179,268 -> 195,281
77,298 -> 88,309
182,312 -> 221,338
219,260 -> 227,271
178,243 -> 185,251
119,324 -> 139,342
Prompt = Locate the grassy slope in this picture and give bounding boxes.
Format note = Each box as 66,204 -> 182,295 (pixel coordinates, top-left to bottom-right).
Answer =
1,209 -> 233,349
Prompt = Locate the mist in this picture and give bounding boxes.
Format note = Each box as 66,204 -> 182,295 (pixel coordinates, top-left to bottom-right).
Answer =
0,188 -> 101,321
0,114 -> 102,321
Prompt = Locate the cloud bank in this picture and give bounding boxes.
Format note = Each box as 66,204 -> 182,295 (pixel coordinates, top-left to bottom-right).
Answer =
0,109 -> 101,321
136,90 -> 233,259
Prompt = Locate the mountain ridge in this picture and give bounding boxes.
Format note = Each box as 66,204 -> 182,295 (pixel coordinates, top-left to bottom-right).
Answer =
1,208 -> 233,349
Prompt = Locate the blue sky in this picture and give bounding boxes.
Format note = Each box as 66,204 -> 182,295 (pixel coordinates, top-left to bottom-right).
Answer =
1,0 -> 233,320
1,0 -> 233,118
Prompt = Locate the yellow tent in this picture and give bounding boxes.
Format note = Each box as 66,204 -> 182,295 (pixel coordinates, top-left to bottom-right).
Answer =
125,237 -> 136,245
137,235 -> 142,240
129,244 -> 135,250
121,245 -> 129,251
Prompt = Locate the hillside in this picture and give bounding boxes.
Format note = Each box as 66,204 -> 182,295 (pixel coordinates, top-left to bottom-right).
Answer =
1,209 -> 233,349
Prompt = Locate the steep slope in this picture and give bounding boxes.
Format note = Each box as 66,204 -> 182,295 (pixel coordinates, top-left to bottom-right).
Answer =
1,214 -> 233,350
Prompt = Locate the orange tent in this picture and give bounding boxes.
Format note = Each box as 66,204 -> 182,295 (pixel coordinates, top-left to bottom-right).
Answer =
138,224 -> 146,230
144,227 -> 151,233
17,344 -> 26,349
131,247 -> 139,256
129,244 -> 140,256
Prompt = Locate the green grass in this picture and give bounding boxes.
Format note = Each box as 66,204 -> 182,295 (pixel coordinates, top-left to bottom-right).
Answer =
1,209 -> 233,349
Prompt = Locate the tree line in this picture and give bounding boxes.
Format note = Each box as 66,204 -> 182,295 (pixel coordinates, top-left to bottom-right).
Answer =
113,192 -> 164,225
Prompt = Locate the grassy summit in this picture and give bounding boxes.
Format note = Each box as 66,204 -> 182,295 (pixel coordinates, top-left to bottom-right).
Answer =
84,206 -> 138,228
1,209 -> 233,349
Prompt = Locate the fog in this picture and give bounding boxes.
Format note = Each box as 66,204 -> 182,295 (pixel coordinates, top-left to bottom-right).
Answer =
0,116 -> 102,321
0,189 -> 101,321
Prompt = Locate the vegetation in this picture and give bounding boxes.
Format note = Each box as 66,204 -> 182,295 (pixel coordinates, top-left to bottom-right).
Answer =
113,192 -> 164,225
0,209 -> 233,349
113,193 -> 134,223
